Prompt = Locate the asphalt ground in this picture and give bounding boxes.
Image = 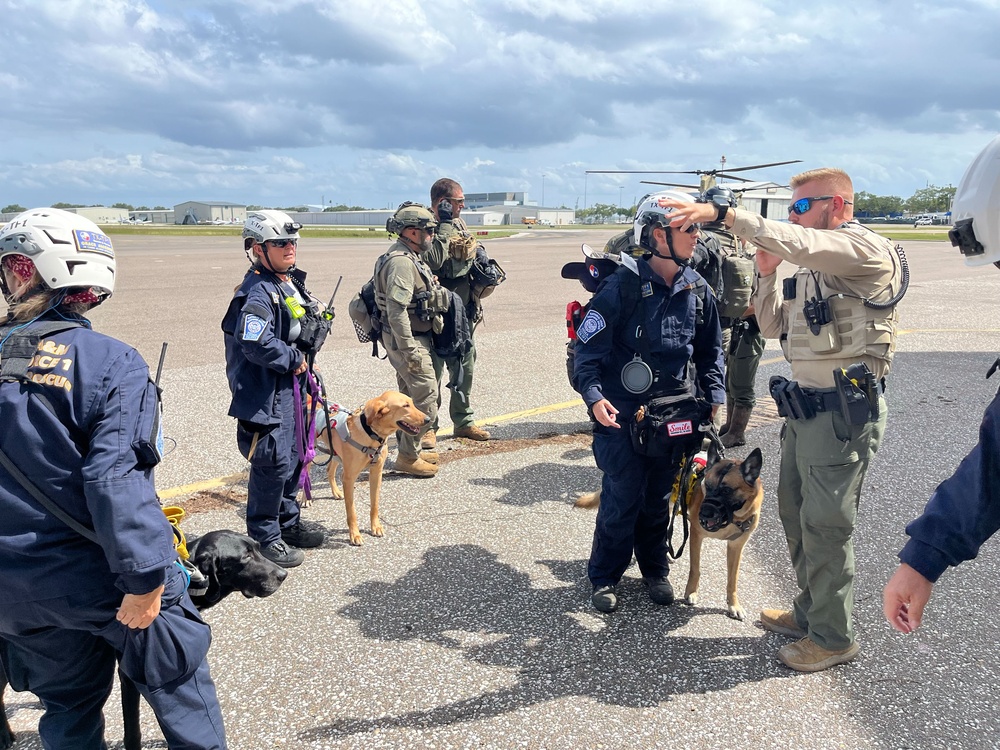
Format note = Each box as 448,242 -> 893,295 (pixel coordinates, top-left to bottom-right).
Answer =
5,230 -> 1000,749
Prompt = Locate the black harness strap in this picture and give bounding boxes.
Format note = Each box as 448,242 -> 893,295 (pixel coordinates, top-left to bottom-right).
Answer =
0,443 -> 99,543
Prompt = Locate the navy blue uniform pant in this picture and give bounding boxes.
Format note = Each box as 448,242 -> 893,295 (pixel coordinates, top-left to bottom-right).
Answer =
589,421 -> 678,587
238,404 -> 304,547
0,567 -> 226,749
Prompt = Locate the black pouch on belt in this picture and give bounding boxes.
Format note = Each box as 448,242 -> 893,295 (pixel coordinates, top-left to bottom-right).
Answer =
833,363 -> 878,425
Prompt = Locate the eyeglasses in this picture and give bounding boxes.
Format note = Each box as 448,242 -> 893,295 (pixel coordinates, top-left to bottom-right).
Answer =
447,197 -> 466,206
420,226 -> 438,234
266,238 -> 298,248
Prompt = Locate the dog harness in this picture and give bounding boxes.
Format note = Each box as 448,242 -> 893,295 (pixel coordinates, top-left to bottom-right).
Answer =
317,401 -> 385,464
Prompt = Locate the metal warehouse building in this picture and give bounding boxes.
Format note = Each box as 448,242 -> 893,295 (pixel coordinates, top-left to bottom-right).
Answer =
174,201 -> 246,225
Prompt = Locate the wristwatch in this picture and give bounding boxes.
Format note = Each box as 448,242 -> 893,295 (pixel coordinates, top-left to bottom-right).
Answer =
714,201 -> 729,224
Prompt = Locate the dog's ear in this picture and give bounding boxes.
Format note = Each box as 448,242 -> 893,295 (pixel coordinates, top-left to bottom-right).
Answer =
740,447 -> 763,486
192,546 -> 223,606
706,439 -> 722,469
365,398 -> 387,421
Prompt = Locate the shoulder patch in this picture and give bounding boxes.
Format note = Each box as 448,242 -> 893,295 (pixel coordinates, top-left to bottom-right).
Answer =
577,309 -> 607,343
242,314 -> 267,341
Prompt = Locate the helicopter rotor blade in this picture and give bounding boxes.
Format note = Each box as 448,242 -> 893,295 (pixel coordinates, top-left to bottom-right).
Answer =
639,180 -> 702,189
718,159 -> 803,174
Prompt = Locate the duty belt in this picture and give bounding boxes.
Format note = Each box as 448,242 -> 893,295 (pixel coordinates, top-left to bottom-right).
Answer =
768,376 -> 839,421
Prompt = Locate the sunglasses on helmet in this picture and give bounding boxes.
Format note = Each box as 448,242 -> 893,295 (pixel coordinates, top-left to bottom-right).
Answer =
266,238 -> 298,248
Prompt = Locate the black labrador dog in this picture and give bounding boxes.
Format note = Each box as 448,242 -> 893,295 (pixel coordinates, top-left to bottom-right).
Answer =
1,530 -> 287,750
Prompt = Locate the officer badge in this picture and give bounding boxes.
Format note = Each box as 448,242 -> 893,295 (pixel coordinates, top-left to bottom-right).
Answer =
577,310 -> 606,343
641,281 -> 653,297
242,314 -> 266,341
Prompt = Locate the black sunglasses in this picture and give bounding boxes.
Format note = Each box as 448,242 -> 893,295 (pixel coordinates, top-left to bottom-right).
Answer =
266,238 -> 298,248
670,222 -> 701,235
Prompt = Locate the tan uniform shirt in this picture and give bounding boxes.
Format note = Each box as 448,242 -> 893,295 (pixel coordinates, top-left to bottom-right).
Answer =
732,208 -> 901,389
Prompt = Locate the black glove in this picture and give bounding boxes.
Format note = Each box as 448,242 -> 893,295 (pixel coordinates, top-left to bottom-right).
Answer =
437,199 -> 454,223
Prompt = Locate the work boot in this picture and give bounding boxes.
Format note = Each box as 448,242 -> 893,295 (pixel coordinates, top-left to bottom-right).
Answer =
454,424 -> 491,441
778,637 -> 860,672
643,576 -> 675,606
261,540 -> 304,568
281,521 -> 324,549
760,609 -> 808,638
719,399 -> 734,436
591,585 -> 618,613
394,454 -> 438,478
721,405 -> 753,448
421,430 -> 437,451
419,450 -> 439,465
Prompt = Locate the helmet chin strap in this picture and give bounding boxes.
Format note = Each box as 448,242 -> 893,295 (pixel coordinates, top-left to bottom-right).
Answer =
648,224 -> 691,267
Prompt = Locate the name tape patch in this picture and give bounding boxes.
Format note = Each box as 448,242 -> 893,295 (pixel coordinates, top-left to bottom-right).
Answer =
576,310 -> 606,343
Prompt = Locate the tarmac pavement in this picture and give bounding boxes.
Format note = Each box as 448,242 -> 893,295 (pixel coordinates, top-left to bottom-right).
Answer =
5,230 -> 1000,749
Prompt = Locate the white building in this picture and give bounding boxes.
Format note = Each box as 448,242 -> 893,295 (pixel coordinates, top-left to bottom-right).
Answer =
174,201 -> 246,225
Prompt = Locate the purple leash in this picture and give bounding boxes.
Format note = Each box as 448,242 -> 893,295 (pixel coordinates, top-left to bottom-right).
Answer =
293,370 -> 322,502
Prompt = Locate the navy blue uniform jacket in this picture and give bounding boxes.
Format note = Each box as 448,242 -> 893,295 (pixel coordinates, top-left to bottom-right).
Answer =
0,316 -> 175,604
222,266 -> 306,425
571,260 -> 725,409
900,389 -> 1000,582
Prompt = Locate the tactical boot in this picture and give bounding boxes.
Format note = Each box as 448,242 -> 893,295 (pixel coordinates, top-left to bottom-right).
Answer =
643,576 -> 675,606
421,430 -> 437,451
454,424 -> 491,441
760,609 -> 807,638
394,454 -> 438,478
778,637 -> 859,672
719,399 -> 734,437
419,450 -> 439,465
721,405 -> 752,448
591,585 -> 618,613
261,540 -> 305,569
281,521 -> 324,549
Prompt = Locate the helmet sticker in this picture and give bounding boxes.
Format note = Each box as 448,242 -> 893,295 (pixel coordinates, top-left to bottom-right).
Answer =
241,314 -> 267,342
74,229 -> 114,257
576,309 -> 606,343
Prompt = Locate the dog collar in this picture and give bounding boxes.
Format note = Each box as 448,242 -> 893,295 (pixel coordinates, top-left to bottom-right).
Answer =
346,410 -> 385,465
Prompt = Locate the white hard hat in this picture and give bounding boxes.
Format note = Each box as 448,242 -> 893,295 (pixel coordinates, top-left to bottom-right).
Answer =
950,134 -> 1000,267
0,207 -> 115,299
242,210 -> 302,244
632,190 -> 697,250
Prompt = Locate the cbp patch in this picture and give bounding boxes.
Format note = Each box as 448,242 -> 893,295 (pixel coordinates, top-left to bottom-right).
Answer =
242,314 -> 266,341
577,310 -> 606,343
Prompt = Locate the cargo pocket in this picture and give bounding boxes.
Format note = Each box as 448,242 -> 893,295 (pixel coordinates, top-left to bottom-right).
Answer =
119,596 -> 211,690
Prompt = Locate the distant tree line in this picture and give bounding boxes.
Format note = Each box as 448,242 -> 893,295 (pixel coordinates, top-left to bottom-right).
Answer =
853,185 -> 957,217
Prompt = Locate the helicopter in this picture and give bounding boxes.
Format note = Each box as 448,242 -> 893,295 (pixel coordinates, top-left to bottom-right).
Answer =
587,157 -> 802,194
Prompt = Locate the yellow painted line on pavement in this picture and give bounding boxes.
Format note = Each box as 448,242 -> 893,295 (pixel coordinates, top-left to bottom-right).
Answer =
160,399 -> 587,498
160,473 -> 246,500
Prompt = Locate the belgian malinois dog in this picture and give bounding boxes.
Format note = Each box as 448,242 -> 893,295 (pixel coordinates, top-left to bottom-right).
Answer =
575,444 -> 764,620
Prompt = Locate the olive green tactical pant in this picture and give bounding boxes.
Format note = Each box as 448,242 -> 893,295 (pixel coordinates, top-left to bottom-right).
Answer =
433,339 -> 477,429
726,320 -> 765,408
383,332 -> 440,460
777,396 -> 886,650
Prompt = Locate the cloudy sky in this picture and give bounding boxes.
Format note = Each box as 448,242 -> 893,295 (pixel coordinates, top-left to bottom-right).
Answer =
2,0 -> 999,211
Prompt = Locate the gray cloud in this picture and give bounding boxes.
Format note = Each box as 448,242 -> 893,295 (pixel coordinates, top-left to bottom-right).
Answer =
1,0 -> 998,208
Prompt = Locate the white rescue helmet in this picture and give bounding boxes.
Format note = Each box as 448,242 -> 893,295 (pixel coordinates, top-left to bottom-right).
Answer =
632,190 -> 697,250
242,210 -> 302,244
0,207 -> 115,299
950,134 -> 1000,267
